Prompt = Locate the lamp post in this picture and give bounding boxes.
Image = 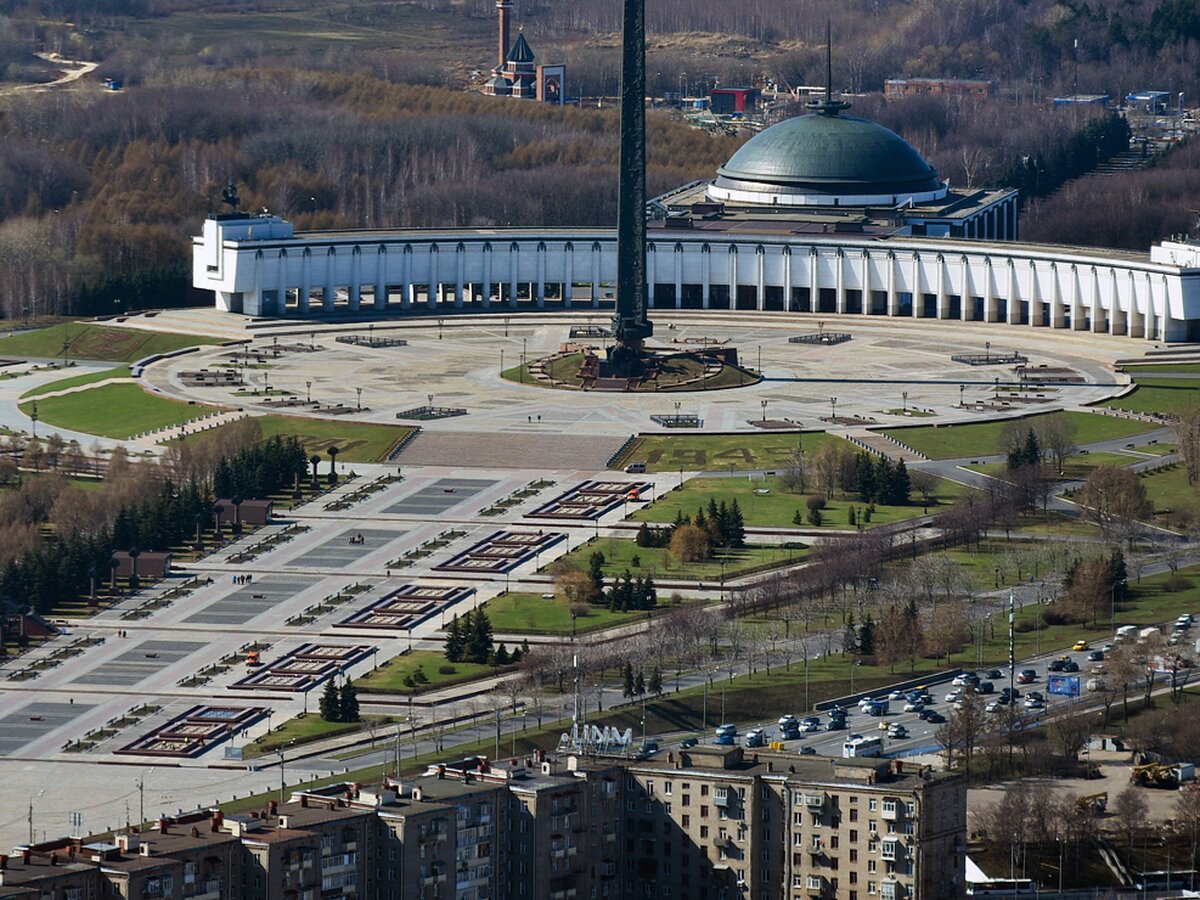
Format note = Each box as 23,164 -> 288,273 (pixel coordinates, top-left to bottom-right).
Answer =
427,393 -> 434,412
757,344 -> 762,373
305,381 -> 312,404
521,338 -> 526,383
760,399 -> 768,422
356,387 -> 363,410
829,397 -> 837,421
985,340 -> 991,362
902,391 -> 908,414
438,318 -> 445,340
504,315 -> 510,337
674,400 -> 681,424
500,349 -> 504,375
959,384 -> 966,408
29,400 -> 37,439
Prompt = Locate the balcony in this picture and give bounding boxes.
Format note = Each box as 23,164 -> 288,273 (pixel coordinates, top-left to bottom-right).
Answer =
881,840 -> 901,862
880,880 -> 900,900
419,873 -> 447,887
713,793 -> 730,808
881,802 -> 900,821
803,793 -> 825,808
807,841 -> 825,857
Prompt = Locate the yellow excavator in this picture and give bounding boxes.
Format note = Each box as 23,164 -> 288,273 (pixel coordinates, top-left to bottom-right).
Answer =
1074,792 -> 1108,813
1130,763 -> 1178,788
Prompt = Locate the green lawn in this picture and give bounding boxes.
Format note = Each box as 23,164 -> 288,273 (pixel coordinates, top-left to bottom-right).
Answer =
634,475 -> 963,529
355,650 -> 494,695
20,366 -> 132,399
246,712 -> 378,757
1131,442 -> 1176,456
614,431 -> 845,473
0,322 -> 218,363
484,591 -> 643,634
1103,377 -> 1200,417
19,383 -> 219,439
177,414 -> 414,463
560,537 -> 807,581
966,450 -> 1135,481
1121,363 -> 1200,374
883,411 -> 1155,460
1136,463 -> 1200,523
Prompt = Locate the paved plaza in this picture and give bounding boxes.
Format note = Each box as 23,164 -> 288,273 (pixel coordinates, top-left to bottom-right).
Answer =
0,309 -> 1158,846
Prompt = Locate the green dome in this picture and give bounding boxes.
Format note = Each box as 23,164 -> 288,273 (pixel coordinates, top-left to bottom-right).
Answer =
712,113 -> 944,203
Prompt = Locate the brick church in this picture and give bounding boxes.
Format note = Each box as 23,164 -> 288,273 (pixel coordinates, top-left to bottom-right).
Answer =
482,0 -> 565,103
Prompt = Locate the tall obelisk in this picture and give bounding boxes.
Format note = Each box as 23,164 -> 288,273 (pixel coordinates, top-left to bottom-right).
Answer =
610,0 -> 653,375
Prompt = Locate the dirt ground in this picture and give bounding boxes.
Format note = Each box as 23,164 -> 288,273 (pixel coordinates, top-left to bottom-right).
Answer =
968,749 -> 1188,831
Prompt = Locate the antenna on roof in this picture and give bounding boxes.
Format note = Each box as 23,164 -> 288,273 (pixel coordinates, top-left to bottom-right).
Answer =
807,19 -> 851,116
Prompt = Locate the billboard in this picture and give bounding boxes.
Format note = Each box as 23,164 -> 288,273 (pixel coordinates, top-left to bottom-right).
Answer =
1047,675 -> 1081,697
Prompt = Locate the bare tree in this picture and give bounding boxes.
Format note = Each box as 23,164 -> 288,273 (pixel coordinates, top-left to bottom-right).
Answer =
1111,786 -> 1149,851
1034,412 -> 1078,474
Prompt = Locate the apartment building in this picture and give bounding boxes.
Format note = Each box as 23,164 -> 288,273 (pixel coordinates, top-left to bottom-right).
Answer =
13,749 -> 964,899
623,746 -> 966,900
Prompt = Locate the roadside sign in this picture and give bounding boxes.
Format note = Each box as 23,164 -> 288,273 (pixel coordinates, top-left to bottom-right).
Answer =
1047,675 -> 1080,697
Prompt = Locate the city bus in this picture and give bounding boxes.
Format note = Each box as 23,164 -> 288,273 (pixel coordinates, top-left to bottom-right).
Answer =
842,735 -> 884,758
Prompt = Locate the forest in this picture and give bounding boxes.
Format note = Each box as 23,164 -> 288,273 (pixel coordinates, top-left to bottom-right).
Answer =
0,0 -> 1197,317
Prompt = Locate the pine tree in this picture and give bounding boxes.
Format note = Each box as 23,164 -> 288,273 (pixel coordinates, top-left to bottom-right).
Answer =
728,499 -> 745,547
634,669 -> 646,696
491,642 -> 510,666
892,460 -> 911,505
587,551 -> 606,594
444,614 -> 465,663
319,679 -> 341,722
649,666 -> 663,695
622,660 -> 635,697
339,678 -> 360,723
635,522 -> 652,547
848,507 -> 857,526
642,574 -> 657,610
468,608 -> 494,664
859,613 -> 876,655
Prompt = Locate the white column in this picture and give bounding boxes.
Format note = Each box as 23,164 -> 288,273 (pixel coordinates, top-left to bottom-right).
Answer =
674,244 -> 683,310
401,245 -> 413,310
1110,269 -> 1126,335
861,251 -> 872,314
276,251 -> 287,317
455,243 -> 466,309
349,247 -> 361,312
835,250 -> 846,313
810,249 -> 819,313
886,252 -> 899,316
375,247 -> 387,311
910,252 -> 921,317
959,255 -> 970,321
1006,258 -> 1021,325
509,243 -> 519,309
482,244 -> 493,309
983,258 -> 998,322
935,255 -> 949,319
728,245 -> 738,308
428,245 -> 439,311
755,246 -> 766,311
783,247 -> 793,312
324,248 -> 336,313
299,250 -> 311,315
1070,264 -> 1085,330
702,245 -> 711,308
1028,261 -> 1041,327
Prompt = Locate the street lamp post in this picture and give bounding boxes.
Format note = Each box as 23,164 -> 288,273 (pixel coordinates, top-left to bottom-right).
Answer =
356,387 -> 363,410
829,397 -> 837,421
305,381 -> 312,404
1110,578 -> 1127,635
902,391 -> 908,413
959,384 -> 965,408
760,399 -> 768,422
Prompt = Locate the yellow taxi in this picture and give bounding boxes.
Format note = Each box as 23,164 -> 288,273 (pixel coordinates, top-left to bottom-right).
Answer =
1072,641 -> 1089,652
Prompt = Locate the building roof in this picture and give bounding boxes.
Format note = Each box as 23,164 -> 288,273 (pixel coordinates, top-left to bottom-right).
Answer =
712,111 -> 943,201
506,32 -> 534,64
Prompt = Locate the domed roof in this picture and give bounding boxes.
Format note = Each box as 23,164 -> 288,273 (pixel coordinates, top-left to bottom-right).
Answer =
711,112 -> 945,204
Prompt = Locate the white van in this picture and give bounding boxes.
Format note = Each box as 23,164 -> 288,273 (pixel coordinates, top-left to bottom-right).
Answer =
624,462 -> 647,474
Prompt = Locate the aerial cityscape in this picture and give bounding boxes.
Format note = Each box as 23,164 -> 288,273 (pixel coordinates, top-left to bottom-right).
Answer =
2,0 -> 1200,897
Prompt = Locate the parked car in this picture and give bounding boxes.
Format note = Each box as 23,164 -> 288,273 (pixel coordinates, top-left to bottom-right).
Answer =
636,740 -> 661,759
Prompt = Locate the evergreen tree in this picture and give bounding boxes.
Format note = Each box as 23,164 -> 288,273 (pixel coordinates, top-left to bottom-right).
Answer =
859,613 -> 876,655
622,660 -> 635,697
319,679 -> 341,722
490,643 -> 510,666
892,460 -> 911,505
634,669 -> 646,696
444,614 -> 465,662
339,678 -> 360,722
848,507 -> 857,526
587,551 -> 606,594
728,499 -> 745,547
642,574 -> 658,610
467,608 -> 494,664
635,522 -> 652,547
855,453 -> 877,502
648,666 -> 663,696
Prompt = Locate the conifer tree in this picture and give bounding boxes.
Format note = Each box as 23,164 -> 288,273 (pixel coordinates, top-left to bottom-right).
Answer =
339,678 -> 360,722
635,669 -> 646,696
444,614 -> 465,663
649,666 -> 663,695
319,678 -> 341,722
622,660 -> 635,697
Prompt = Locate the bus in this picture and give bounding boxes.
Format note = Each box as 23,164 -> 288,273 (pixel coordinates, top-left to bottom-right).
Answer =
842,735 -> 884,758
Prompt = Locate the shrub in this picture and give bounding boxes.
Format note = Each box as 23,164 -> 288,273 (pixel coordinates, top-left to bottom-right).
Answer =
806,495 -> 826,511
438,664 -> 457,675
1162,575 -> 1193,593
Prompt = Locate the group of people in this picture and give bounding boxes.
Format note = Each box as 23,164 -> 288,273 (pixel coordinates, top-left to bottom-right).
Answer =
231,574 -> 254,585
348,533 -> 367,545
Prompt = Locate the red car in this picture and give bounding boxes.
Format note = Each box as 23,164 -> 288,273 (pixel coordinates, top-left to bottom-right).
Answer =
1016,669 -> 1037,684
